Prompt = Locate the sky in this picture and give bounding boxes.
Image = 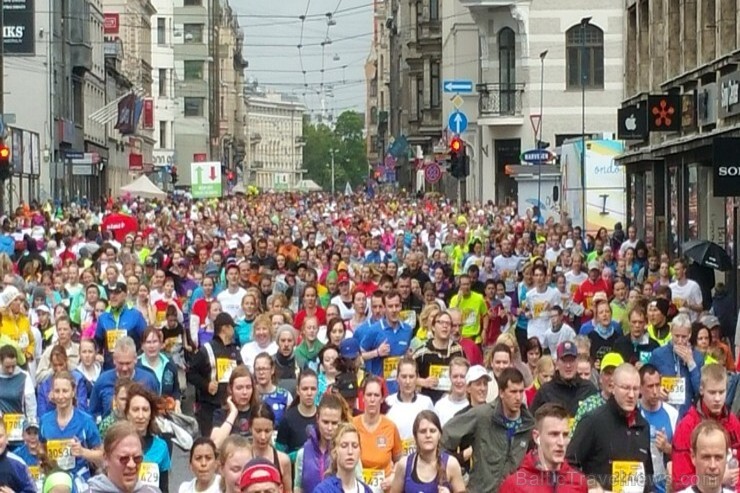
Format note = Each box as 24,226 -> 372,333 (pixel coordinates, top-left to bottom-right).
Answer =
233,0 -> 373,119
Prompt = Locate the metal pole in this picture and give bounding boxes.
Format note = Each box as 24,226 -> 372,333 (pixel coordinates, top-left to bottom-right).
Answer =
0,1 -> 5,215
331,150 -> 335,196
538,50 -> 547,215
580,18 -> 590,232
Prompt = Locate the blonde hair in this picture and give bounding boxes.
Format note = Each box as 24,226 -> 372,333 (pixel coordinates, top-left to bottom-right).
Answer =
419,304 -> 441,331
253,313 -> 275,340
534,355 -> 555,382
218,435 -> 252,491
328,423 -> 361,476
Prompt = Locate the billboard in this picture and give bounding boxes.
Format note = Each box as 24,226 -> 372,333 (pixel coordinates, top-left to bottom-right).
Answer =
4,0 -> 35,55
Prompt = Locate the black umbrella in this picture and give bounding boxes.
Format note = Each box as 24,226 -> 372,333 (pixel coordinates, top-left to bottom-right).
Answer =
682,239 -> 733,271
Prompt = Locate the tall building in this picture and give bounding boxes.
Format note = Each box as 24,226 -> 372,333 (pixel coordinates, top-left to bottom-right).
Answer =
151,0 -> 177,185
442,0 -> 624,203
616,0 -> 739,258
365,0 -> 392,169
245,87 -> 306,190
399,0 -> 442,172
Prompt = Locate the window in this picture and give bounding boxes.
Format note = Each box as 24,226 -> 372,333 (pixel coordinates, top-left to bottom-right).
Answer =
184,97 -> 204,117
183,60 -> 203,80
158,68 -> 167,97
430,61 -> 440,108
415,77 -> 423,120
499,28 -> 516,113
157,18 -> 166,45
159,121 -> 167,148
183,24 -> 204,44
429,0 -> 439,20
566,24 -> 604,89
184,0 -> 201,5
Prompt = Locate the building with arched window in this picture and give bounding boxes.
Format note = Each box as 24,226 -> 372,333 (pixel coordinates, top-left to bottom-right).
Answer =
438,1 -> 623,205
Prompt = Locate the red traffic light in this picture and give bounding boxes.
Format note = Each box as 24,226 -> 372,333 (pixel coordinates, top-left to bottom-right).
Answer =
227,171 -> 235,181
450,138 -> 462,152
0,146 -> 9,160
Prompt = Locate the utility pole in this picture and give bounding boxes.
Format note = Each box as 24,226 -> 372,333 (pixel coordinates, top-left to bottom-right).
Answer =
537,50 -> 547,214
330,148 -> 335,196
580,17 -> 591,232
0,1 -> 6,215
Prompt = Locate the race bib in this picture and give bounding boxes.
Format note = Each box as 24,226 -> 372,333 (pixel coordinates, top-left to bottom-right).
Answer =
18,333 -> 29,349
362,469 -> 385,493
402,437 -> 416,456
3,413 -> 23,441
106,329 -> 127,351
400,310 -> 417,328
216,358 -> 237,383
661,377 -> 686,405
383,357 -> 400,380
503,271 -> 515,292
612,461 -> 646,493
429,365 -> 451,391
28,466 -> 43,493
533,302 -> 547,318
139,463 -> 160,487
47,439 -> 75,470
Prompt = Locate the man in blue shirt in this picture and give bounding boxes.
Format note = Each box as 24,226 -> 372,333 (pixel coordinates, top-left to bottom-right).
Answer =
361,290 -> 412,394
89,336 -> 159,418
95,282 -> 147,370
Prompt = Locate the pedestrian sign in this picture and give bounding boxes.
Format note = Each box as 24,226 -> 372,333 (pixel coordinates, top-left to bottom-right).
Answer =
191,161 -> 222,198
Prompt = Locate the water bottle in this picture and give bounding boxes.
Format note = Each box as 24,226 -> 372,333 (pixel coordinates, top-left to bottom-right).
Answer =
729,449 -> 738,470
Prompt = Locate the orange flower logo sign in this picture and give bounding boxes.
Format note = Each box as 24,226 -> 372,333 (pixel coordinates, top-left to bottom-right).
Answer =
648,94 -> 681,132
652,99 -> 675,128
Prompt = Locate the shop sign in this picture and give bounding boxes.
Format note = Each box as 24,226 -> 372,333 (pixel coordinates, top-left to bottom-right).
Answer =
698,83 -> 718,126
712,137 -> 740,197
718,71 -> 740,119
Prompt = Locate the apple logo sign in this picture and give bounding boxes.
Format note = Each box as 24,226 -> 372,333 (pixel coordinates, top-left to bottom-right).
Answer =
625,114 -> 637,131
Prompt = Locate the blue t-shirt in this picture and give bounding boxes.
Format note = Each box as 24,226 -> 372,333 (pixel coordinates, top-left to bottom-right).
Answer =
39,409 -> 101,479
140,434 -> 171,488
361,318 -> 412,394
641,403 -> 678,493
260,387 -> 291,425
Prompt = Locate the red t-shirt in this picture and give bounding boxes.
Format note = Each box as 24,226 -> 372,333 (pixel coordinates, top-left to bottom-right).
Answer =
294,307 -> 327,331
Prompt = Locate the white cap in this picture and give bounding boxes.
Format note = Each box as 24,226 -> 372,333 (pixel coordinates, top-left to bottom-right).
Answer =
564,239 -> 574,249
465,365 -> 493,385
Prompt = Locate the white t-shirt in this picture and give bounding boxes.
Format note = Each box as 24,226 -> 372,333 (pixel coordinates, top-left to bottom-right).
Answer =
178,476 -> 222,493
217,287 -> 247,320
525,286 -> 562,343
434,395 -> 469,426
240,341 -> 278,372
669,280 -> 703,321
493,255 -> 521,293
385,393 -> 434,441
542,323 -> 577,358
565,271 -> 588,297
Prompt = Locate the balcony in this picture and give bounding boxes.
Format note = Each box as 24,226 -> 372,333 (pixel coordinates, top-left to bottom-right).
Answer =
477,83 -> 525,126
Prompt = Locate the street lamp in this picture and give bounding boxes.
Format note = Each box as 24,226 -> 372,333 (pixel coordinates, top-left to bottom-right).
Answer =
537,49 -> 548,217
329,148 -> 336,196
580,16 -> 591,232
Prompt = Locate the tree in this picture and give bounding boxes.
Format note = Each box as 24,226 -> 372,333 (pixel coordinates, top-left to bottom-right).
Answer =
302,111 -> 368,190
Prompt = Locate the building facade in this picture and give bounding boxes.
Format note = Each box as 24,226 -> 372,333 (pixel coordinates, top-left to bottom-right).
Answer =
442,0 -> 624,203
150,0 -> 177,187
400,0 -> 443,189
616,0 -> 739,260
365,0 -> 392,169
245,88 -> 306,190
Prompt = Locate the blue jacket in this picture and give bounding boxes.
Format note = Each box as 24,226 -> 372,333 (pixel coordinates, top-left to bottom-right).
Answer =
89,367 -> 159,419
37,369 -> 89,417
95,306 -> 148,369
648,343 -> 704,418
0,235 -> 14,258
136,355 -> 181,399
313,476 -> 372,493
0,450 -> 36,493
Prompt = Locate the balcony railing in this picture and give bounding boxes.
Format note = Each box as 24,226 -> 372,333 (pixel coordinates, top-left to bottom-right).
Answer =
477,83 -> 525,117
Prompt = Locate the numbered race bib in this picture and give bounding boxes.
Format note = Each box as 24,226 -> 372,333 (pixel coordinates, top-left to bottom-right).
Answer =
429,365 -> 451,391
612,461 -> 646,493
216,358 -> 237,383
47,439 -> 75,470
661,377 -> 686,405
362,469 -> 385,493
139,463 -> 160,487
3,413 -> 24,441
402,438 -> 416,456
28,466 -> 43,493
106,330 -> 127,351
400,310 -> 417,328
383,357 -> 400,380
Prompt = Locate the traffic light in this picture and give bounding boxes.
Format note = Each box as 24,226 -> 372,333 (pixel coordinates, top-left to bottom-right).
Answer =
0,144 -> 10,181
449,137 -> 469,179
227,171 -> 235,184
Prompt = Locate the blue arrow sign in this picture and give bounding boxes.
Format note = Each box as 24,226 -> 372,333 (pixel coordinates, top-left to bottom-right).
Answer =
443,80 -> 474,93
448,111 -> 468,134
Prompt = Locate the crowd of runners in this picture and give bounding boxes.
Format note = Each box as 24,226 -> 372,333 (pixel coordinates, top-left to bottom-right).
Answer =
0,191 -> 736,493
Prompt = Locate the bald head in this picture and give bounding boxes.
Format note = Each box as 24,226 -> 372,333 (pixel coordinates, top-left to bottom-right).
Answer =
612,363 -> 640,412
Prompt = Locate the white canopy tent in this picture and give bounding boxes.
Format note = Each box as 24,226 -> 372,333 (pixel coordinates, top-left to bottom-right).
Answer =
295,179 -> 322,192
119,175 -> 167,199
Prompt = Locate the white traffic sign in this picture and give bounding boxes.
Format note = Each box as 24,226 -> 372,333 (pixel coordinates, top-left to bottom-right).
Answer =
191,161 -> 222,198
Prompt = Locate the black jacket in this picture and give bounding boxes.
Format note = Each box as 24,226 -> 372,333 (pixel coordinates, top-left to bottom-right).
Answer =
613,334 -> 660,366
186,335 -> 242,407
530,371 -> 597,416
566,396 -> 654,492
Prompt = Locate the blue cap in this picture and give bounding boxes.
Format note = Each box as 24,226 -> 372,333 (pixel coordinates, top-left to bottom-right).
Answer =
340,338 -> 360,359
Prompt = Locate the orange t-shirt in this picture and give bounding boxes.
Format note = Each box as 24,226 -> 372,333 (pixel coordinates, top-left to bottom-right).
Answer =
352,415 -> 402,477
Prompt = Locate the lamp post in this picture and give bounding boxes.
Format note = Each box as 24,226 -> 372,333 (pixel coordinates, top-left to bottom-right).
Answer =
580,16 -> 591,232
537,49 -> 548,217
329,149 -> 336,196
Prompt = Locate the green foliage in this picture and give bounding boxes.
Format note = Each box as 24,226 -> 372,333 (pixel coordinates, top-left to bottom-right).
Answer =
302,111 -> 368,190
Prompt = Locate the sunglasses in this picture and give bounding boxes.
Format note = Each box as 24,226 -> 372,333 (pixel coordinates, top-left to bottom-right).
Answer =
116,454 -> 144,467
